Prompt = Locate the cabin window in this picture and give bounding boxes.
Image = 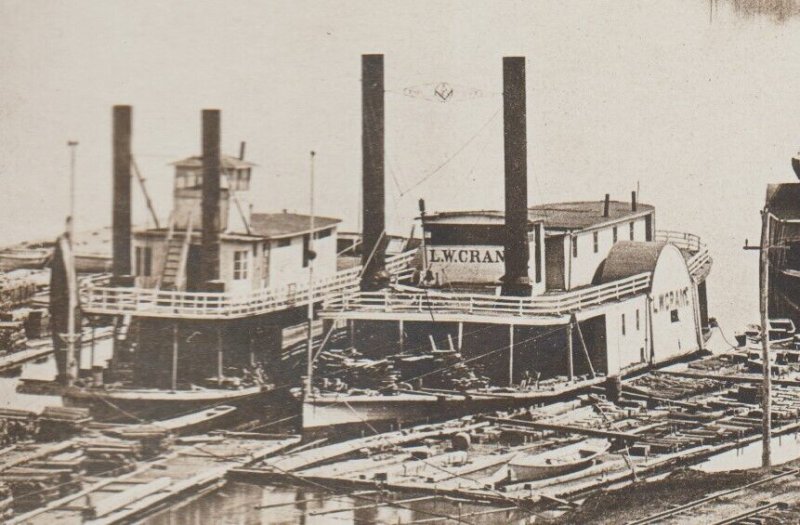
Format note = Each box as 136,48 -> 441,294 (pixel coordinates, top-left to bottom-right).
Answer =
621,314 -> 626,336
315,228 -> 332,240
276,238 -> 291,248
671,309 -> 680,323
572,236 -> 578,258
636,309 -> 641,331
534,226 -> 542,283
613,226 -> 618,243
629,221 -> 635,241
593,231 -> 599,253
233,250 -> 249,280
135,246 -> 152,277
303,234 -> 310,268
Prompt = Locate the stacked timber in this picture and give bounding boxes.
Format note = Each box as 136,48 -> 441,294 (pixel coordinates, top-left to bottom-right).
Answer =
82,438 -> 141,475
0,410 -> 38,446
0,466 -> 80,511
317,348 -> 400,391
0,273 -> 38,310
0,321 -> 26,354
38,406 -> 91,441
109,425 -> 174,458
628,373 -> 722,400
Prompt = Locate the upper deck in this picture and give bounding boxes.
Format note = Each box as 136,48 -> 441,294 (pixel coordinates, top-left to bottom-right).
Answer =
317,230 -> 711,326
80,250 -> 416,319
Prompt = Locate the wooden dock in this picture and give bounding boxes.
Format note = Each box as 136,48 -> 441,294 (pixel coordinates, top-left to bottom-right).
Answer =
0,326 -> 114,373
8,433 -> 300,524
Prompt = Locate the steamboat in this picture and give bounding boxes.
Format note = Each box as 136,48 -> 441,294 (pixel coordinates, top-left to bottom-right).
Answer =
26,105 -> 415,424
302,55 -> 714,435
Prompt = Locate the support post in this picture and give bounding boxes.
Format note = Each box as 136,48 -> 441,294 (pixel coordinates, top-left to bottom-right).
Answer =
249,329 -> 255,367
171,323 -> 178,391
217,325 -> 223,386
509,325 -> 515,387
399,320 -> 404,353
760,207 -> 772,468
457,322 -> 464,351
567,320 -> 574,381
90,322 -> 96,370
572,314 -> 596,379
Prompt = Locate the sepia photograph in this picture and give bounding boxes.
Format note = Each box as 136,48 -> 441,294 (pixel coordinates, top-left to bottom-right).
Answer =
1,0 -> 800,523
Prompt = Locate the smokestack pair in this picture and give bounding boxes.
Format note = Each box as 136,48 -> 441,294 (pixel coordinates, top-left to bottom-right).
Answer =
357,55 -> 533,295
111,106 -> 222,289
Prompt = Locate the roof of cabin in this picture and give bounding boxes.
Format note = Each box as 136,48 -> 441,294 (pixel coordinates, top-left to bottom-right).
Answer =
423,201 -> 653,231
528,201 -> 654,231
766,183 -> 800,220
249,212 -> 341,239
597,241 -> 666,284
171,155 -> 257,169
423,210 -> 544,225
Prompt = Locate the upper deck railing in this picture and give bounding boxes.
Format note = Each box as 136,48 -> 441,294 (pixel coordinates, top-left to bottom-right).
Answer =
318,230 -> 711,323
655,230 -> 711,281
321,271 -> 653,321
80,250 -> 417,319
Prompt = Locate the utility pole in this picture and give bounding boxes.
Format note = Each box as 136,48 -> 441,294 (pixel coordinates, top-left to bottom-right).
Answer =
759,207 -> 772,468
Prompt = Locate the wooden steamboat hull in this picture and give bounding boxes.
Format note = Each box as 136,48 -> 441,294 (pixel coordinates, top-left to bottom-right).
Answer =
303,377 -> 604,437
19,380 -> 298,427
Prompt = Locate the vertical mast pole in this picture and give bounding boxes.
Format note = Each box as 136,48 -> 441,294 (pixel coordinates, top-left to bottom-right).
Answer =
66,140 -> 79,385
306,151 -> 316,397
760,207 -> 772,468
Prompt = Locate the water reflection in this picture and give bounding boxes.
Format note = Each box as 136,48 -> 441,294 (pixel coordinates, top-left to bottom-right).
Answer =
694,432 -> 800,472
143,483 -> 533,525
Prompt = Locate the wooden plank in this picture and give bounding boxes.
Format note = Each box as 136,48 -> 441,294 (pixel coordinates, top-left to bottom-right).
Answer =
86,476 -> 172,518
482,416 -> 641,442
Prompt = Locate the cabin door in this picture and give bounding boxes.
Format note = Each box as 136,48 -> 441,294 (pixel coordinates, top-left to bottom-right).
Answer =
185,245 -> 203,291
545,236 -> 565,290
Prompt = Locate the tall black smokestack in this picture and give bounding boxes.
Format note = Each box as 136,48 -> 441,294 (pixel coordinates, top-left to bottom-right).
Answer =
631,190 -> 638,212
603,194 -> 610,217
112,105 -> 132,279
361,54 -> 388,291
500,57 -> 532,296
201,109 -> 221,287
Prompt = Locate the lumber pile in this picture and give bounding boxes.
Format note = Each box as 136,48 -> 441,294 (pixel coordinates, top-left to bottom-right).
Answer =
38,406 -> 91,442
0,273 -> 38,310
82,438 -> 141,476
0,466 -> 80,511
0,321 -> 26,353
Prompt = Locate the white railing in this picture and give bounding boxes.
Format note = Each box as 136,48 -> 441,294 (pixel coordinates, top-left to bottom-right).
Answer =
80,250 -> 417,319
656,230 -> 711,281
323,271 -> 652,320
656,230 -> 703,252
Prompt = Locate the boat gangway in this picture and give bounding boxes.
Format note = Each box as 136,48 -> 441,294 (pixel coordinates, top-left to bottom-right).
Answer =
319,231 -> 710,326
80,250 -> 416,319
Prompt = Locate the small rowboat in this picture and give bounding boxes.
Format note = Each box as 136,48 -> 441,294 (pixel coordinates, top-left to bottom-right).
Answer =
507,438 -> 610,482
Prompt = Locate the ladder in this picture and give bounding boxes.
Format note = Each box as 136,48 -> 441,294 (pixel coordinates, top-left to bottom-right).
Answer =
157,212 -> 194,291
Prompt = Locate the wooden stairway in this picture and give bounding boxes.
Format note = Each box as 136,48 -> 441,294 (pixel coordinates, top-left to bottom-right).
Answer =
158,212 -> 194,291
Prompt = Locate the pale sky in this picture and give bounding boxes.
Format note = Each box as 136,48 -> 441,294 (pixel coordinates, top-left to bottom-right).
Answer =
2,0 -> 800,332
